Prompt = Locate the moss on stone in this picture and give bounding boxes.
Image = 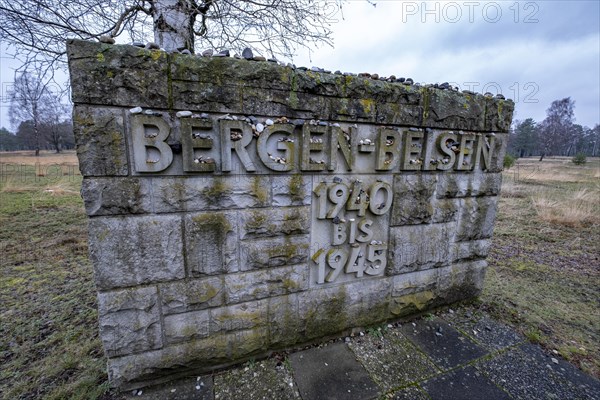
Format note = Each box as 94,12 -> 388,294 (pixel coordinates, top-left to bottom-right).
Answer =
360,98 -> 374,115
203,177 -> 228,202
288,175 -> 304,202
251,176 -> 268,203
245,211 -> 268,231
422,87 -> 431,120
191,213 -> 232,233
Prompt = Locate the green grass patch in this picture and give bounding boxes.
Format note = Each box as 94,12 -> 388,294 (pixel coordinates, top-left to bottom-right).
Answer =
0,173 -> 114,399
482,157 -> 600,378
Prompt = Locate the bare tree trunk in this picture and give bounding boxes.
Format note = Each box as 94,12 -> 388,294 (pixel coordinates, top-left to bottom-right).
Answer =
152,0 -> 197,51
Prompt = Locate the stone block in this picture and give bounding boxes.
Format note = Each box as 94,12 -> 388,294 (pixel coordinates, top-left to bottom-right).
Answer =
272,175 -> 312,206
170,52 -> 292,92
431,198 -> 460,223
484,98 -> 514,132
451,239 -> 492,262
210,300 -> 268,334
388,223 -> 454,275
375,101 -> 423,126
81,177 -> 153,216
171,81 -> 243,113
224,265 -> 308,304
240,236 -> 309,270
98,286 -> 162,357
435,260 -> 487,303
268,294 -> 301,347
390,174 -> 437,226
436,172 -> 502,198
297,278 -> 392,339
73,106 -> 128,176
422,88 -> 487,131
164,310 -> 210,344
489,133 -> 509,172
239,207 -> 310,240
153,176 -> 271,213
160,276 -> 224,315
88,215 -> 184,290
392,268 -> 440,297
456,197 -> 499,241
108,328 -> 269,390
184,211 -> 238,276
67,40 -> 170,108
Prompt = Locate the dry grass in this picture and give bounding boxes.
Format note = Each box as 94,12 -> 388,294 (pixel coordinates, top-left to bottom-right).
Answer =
506,156 -> 600,184
484,156 -> 600,378
532,187 -> 600,227
0,150 -> 79,177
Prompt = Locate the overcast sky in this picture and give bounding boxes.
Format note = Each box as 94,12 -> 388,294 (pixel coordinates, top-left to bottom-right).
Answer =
1,0 -> 598,130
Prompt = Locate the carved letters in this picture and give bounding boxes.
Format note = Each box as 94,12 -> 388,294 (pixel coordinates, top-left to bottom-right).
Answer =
129,115 -> 496,175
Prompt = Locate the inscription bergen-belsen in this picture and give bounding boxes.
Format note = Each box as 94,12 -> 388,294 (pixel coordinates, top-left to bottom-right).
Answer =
131,114 -> 496,286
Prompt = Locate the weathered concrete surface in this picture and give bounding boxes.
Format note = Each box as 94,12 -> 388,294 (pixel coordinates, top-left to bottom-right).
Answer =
119,306 -> 600,400
68,38 -> 514,390
68,40 -> 514,132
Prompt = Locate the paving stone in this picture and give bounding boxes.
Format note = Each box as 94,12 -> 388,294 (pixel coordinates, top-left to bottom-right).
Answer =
399,316 -> 488,370
478,343 -> 600,400
347,328 -> 438,391
440,308 -> 524,351
289,342 -> 379,400
122,375 -> 213,399
422,365 -> 510,400
214,359 -> 300,400
390,385 -> 430,400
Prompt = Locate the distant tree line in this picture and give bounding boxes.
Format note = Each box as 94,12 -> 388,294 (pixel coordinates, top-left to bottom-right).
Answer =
508,97 -> 600,158
0,120 -> 74,152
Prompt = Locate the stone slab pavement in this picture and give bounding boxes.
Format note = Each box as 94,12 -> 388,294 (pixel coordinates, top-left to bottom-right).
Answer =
123,306 -> 599,400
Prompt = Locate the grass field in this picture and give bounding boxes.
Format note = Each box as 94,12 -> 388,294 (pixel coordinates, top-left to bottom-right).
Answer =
0,151 -> 598,398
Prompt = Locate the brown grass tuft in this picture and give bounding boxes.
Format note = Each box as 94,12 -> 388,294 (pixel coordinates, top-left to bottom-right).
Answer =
532,188 -> 600,227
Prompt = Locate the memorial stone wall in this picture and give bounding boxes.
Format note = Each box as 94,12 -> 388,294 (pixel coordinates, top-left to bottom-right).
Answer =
67,39 -> 513,389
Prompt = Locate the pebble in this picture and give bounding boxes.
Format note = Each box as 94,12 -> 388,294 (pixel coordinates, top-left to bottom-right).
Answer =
176,110 -> 193,118
256,123 -> 265,133
181,49 -> 192,55
199,113 -> 209,119
218,49 -> 230,57
292,119 -> 305,126
268,58 -> 278,63
145,42 -> 160,50
397,77 -> 406,83
131,41 -> 144,47
311,66 -> 323,72
551,358 -> 559,364
242,47 -> 253,59
99,35 -> 115,44
334,70 -> 342,75
484,92 -> 494,97
405,78 -> 414,85
496,93 -> 505,99
371,73 -> 379,80
253,56 -> 266,61
202,49 -> 213,57
248,116 -> 258,124
265,119 -> 274,126
129,106 -> 143,114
